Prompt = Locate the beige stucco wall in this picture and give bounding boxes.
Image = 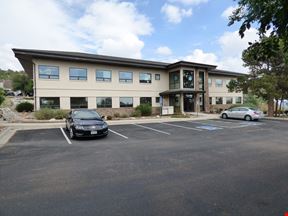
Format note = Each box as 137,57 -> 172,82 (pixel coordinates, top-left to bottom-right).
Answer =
208,75 -> 243,105
33,59 -> 169,110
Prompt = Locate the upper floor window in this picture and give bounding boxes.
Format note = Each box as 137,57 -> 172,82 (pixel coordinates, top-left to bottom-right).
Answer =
208,78 -> 212,87
183,70 -> 194,88
119,71 -> 133,83
69,68 -> 87,80
169,71 -> 180,89
96,70 -> 112,82
39,65 -> 59,79
199,71 -> 205,90
155,74 -> 160,80
139,73 -> 152,83
215,79 -> 223,87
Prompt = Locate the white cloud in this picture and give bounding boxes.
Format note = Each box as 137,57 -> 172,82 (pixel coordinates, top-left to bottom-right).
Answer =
156,46 -> 173,56
182,28 -> 259,72
169,0 -> 208,5
77,0 -> 153,59
0,0 -> 153,70
221,5 -> 237,19
161,3 -> 192,24
184,49 -> 218,65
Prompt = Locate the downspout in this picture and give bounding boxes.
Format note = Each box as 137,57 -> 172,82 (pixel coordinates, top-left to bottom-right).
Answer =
32,63 -> 37,111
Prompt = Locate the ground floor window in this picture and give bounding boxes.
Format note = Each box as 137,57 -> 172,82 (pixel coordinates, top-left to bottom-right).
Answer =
40,97 -> 60,109
226,97 -> 233,104
216,97 -> 223,104
120,97 -> 133,107
156,97 -> 160,103
70,97 -> 88,109
97,97 -> 112,108
209,97 -> 212,105
236,97 -> 242,104
140,97 -> 152,105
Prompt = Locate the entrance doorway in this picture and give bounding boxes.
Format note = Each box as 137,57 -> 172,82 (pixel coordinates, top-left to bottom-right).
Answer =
184,94 -> 194,112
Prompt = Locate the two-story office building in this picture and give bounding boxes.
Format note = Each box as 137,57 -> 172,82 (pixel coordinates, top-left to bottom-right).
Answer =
13,48 -> 243,115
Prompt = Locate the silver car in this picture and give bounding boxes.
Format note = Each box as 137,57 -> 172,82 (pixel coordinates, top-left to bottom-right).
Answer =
221,107 -> 263,121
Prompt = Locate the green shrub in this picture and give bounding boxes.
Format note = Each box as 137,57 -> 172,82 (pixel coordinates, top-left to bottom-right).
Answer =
131,109 -> 141,117
34,108 -> 55,120
54,109 -> 69,119
0,88 -> 5,106
107,115 -> 113,120
136,104 -> 152,116
114,112 -> 120,118
120,113 -> 129,118
15,102 -> 34,112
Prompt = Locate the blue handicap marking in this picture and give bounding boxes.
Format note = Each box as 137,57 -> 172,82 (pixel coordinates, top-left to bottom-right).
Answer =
196,125 -> 222,130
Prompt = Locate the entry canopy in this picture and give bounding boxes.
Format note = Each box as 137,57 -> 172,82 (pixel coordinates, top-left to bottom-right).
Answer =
160,89 -> 206,96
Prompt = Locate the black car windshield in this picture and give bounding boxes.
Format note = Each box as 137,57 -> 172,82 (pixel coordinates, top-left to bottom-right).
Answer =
73,110 -> 101,120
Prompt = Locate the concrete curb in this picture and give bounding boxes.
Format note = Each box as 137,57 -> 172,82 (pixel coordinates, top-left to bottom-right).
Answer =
263,117 -> 288,121
0,127 -> 17,148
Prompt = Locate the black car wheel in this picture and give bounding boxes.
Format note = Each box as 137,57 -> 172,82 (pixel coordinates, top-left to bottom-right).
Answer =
244,115 -> 252,121
222,113 -> 228,119
69,128 -> 76,139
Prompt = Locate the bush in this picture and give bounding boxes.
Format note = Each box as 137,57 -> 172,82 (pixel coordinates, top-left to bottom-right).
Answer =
34,109 -> 68,120
107,115 -> 113,120
136,104 -> 152,116
114,112 -> 120,118
15,102 -> 34,112
131,109 -> 141,117
120,113 -> 129,118
0,88 -> 5,106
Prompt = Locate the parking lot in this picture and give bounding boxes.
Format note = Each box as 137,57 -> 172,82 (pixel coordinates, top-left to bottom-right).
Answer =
1,119 -> 288,216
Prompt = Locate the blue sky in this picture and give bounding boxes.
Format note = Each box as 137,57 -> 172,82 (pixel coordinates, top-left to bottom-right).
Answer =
0,0 -> 259,72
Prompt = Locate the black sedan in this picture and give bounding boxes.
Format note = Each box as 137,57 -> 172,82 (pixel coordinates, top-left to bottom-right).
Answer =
66,109 -> 108,139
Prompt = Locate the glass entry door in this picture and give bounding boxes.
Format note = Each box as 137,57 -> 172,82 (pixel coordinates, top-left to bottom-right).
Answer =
184,94 -> 194,112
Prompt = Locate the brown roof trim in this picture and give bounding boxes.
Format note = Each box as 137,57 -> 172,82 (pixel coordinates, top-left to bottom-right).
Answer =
209,69 -> 246,77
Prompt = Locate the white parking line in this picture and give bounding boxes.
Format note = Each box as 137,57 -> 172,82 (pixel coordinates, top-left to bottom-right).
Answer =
60,128 -> 72,144
161,122 -> 202,131
109,129 -> 128,139
133,124 -> 170,135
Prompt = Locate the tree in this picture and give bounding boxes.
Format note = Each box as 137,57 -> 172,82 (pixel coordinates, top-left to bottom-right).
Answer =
228,0 -> 288,50
0,88 -> 5,106
12,73 -> 33,96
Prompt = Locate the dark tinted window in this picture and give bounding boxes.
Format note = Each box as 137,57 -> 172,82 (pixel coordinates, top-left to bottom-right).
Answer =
216,97 -> 223,104
120,97 -> 133,107
140,97 -> 152,105
97,97 -> 112,108
40,97 -> 60,109
156,97 -> 160,103
169,71 -> 180,89
70,97 -> 88,109
183,70 -> 194,88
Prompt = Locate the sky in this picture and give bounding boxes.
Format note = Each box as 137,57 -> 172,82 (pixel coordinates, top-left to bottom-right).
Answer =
0,0 -> 260,72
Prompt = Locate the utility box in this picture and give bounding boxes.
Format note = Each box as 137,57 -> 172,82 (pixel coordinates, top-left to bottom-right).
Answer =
161,106 -> 174,115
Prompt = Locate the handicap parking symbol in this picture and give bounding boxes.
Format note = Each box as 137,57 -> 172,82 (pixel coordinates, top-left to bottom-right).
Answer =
196,125 -> 222,131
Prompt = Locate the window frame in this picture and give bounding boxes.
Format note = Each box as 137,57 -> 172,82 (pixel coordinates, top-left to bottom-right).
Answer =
215,79 -> 223,88
119,71 -> 133,83
155,74 -> 160,81
40,97 -> 60,109
139,73 -> 152,84
69,67 -> 87,80
96,69 -> 112,82
119,97 -> 133,108
38,65 -> 59,80
96,97 -> 112,108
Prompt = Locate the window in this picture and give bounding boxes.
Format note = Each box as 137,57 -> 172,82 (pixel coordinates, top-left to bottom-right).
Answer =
209,97 -> 212,105
38,65 -> 59,79
169,71 -> 180,89
236,97 -> 242,104
226,97 -> 233,104
155,74 -> 160,80
156,97 -> 160,103
96,97 -> 112,108
208,78 -> 212,87
139,73 -> 152,83
183,70 -> 194,88
216,97 -> 223,104
199,71 -> 205,90
69,68 -> 87,80
215,79 -> 223,87
70,97 -> 88,109
40,97 -> 60,109
96,70 -> 112,82
140,97 -> 152,105
120,97 -> 133,107
119,71 -> 133,83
